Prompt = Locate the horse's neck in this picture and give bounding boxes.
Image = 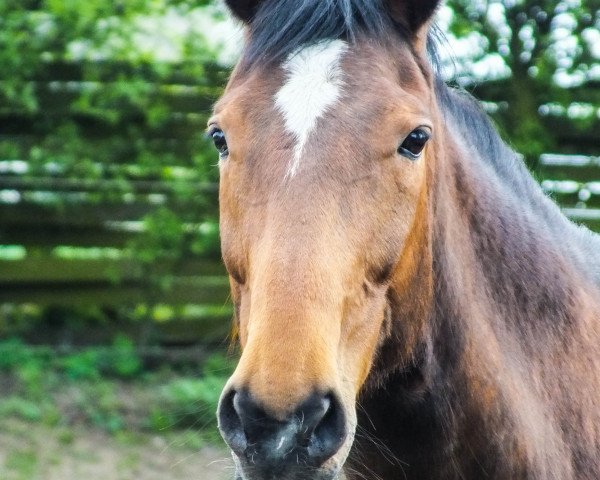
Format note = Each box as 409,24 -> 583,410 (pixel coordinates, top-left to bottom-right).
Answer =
401,138 -> 600,477
432,134 -> 600,340
350,130 -> 600,480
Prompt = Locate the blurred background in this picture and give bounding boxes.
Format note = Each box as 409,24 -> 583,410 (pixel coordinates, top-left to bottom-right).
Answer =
0,1 -> 598,479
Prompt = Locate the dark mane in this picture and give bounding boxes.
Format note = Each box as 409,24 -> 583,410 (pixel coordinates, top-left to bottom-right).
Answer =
434,77 -> 538,205
435,77 -> 600,283
243,0 -> 406,67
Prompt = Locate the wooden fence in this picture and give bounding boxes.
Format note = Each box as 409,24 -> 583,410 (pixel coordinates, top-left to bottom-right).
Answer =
1,152 -> 598,314
539,153 -> 600,231
0,57 -> 233,344
1,60 -> 599,345
0,163 -> 233,343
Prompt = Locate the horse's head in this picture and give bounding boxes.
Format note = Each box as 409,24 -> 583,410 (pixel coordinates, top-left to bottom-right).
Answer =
212,1 -> 441,478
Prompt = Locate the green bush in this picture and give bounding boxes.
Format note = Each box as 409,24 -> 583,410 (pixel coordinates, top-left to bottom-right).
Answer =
0,341 -> 234,436
0,338 -> 34,370
150,374 -> 226,431
61,350 -> 100,380
109,335 -> 142,378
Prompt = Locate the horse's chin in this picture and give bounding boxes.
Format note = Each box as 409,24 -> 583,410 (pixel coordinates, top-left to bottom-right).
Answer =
232,470 -> 343,480
232,468 -> 343,480
230,450 -> 346,480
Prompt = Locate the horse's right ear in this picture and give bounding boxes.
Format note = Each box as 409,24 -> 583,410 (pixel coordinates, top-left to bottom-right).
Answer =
224,0 -> 263,23
387,0 -> 442,53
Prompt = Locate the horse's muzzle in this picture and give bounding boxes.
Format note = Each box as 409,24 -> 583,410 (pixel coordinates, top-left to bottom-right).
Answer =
218,389 -> 347,478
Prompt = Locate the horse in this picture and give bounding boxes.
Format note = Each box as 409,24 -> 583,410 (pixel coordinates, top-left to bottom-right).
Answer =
208,1 -> 600,479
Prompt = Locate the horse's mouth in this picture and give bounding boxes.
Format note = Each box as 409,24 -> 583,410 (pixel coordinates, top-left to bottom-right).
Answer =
231,452 -> 344,480
232,469 -> 342,480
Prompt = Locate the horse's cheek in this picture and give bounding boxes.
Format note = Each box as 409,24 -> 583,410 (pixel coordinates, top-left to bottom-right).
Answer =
339,293 -> 389,395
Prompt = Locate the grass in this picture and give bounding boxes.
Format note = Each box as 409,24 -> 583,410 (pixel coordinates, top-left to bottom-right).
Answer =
0,337 -> 236,478
0,417 -> 233,480
4,448 -> 37,480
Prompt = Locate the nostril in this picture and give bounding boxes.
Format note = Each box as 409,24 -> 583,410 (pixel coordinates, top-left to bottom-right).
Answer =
217,390 -> 247,455
305,394 -> 346,465
298,395 -> 330,439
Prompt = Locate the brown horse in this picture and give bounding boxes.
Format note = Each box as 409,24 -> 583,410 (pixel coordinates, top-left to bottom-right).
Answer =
209,1 -> 600,479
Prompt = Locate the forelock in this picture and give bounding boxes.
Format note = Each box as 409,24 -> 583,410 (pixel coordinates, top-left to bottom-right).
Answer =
240,0 -> 408,69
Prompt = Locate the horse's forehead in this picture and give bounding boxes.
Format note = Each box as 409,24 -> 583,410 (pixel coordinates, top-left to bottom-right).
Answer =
222,40 -> 390,108
220,39 -> 422,121
215,40 -> 429,179
274,39 -> 349,177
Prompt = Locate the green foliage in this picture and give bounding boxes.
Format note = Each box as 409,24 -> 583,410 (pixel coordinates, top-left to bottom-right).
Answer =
111,335 -> 143,377
0,338 -> 36,370
2,0 -> 597,332
0,336 -> 143,385
61,350 -> 100,380
445,0 -> 600,165
60,336 -> 142,379
0,340 -> 234,436
4,446 -> 37,480
129,208 -> 185,265
0,397 -> 44,422
0,0 -> 228,322
75,380 -> 125,433
151,375 -> 226,431
148,352 -> 232,431
202,351 -> 236,377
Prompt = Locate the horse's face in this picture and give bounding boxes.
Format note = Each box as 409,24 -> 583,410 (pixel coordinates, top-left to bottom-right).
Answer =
211,31 -> 436,480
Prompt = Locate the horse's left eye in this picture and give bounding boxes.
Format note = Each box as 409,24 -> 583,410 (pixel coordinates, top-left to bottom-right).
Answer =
210,128 -> 229,157
398,128 -> 431,160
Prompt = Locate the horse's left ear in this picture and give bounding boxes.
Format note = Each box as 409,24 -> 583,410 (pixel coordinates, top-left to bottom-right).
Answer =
387,0 -> 442,52
224,0 -> 263,23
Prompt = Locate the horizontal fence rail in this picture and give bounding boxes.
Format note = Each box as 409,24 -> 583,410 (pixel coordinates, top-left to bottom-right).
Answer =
1,153 -> 599,304
1,60 -> 599,345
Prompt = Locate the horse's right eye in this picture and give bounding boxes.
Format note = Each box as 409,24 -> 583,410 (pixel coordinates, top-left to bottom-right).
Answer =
210,128 -> 229,157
